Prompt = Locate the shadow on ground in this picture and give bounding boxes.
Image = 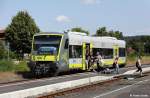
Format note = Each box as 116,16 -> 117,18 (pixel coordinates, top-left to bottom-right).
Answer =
16,69 -> 86,79
16,71 -> 34,79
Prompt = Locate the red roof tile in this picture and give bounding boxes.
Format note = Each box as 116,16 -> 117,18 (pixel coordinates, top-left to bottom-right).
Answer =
0,29 -> 5,33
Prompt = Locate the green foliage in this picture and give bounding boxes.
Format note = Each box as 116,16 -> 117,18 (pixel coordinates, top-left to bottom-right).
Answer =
0,60 -> 29,72
14,61 -> 29,72
0,40 -> 18,60
125,35 -> 150,56
144,42 -> 150,54
9,51 -> 18,59
71,27 -> 89,35
96,27 -> 123,39
127,51 -> 137,60
0,60 -> 14,71
5,11 -> 40,58
96,27 -> 108,36
111,31 -> 123,39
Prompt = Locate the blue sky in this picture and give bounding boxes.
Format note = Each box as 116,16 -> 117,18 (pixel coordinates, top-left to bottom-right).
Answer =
0,0 -> 150,36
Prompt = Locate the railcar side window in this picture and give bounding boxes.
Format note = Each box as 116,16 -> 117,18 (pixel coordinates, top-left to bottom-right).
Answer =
93,48 -> 102,56
119,48 -> 126,57
93,48 -> 113,59
69,45 -> 82,58
103,49 -> 113,59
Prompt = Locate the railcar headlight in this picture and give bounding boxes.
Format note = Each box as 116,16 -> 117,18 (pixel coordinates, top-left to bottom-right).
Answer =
56,61 -> 59,65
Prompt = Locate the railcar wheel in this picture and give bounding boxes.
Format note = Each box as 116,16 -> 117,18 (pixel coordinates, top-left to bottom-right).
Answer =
49,65 -> 59,76
34,66 -> 43,78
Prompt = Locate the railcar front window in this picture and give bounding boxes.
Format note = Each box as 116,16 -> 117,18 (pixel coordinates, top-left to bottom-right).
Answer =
33,35 -> 62,55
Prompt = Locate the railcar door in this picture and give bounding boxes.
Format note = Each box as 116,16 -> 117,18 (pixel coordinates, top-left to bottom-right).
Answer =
82,43 -> 86,70
113,45 -> 119,58
69,45 -> 83,69
82,43 -> 92,70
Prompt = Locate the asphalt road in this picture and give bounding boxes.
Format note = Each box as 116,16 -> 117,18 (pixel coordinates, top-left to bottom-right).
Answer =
55,71 -> 150,98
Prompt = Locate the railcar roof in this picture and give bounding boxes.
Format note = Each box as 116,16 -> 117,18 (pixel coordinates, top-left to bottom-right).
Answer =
34,32 -> 64,36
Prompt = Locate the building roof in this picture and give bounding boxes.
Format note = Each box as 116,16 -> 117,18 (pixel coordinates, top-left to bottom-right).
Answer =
0,29 -> 5,33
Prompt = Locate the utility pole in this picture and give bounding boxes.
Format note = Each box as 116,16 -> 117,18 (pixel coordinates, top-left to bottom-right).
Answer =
7,42 -> 10,61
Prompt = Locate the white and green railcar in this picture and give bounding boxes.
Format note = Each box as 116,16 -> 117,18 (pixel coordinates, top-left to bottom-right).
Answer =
28,32 -> 126,76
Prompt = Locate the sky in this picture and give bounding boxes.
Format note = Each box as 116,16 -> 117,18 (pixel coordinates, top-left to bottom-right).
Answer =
0,0 -> 150,36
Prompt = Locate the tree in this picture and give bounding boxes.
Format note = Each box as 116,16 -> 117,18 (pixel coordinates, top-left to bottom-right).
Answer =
71,27 -> 89,35
125,35 -> 150,55
5,11 -> 40,58
96,27 -> 108,36
108,30 -> 114,37
96,27 -> 124,39
0,41 -> 7,59
113,31 -> 123,39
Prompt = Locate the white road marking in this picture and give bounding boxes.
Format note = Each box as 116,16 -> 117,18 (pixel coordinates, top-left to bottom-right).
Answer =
93,79 -> 150,98
0,72 -> 96,88
123,67 -> 150,75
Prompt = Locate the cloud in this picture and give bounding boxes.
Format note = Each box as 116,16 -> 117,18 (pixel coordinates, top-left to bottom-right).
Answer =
81,0 -> 100,5
56,15 -> 71,23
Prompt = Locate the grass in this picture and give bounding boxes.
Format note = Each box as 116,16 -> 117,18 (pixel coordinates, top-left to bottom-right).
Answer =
14,61 -> 30,72
0,60 -> 29,72
126,55 -> 150,66
0,60 -> 14,72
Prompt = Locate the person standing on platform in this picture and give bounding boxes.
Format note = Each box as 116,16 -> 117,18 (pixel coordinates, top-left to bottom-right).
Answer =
88,51 -> 96,72
136,57 -> 142,76
96,52 -> 104,72
113,57 -> 119,74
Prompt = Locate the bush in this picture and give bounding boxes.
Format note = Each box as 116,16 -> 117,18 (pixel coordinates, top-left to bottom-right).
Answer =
9,51 -> 18,59
14,61 -> 29,72
0,60 -> 29,72
0,41 -> 7,59
127,51 -> 136,60
0,60 -> 14,71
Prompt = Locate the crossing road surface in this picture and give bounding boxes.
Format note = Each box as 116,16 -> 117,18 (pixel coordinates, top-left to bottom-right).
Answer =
55,73 -> 150,98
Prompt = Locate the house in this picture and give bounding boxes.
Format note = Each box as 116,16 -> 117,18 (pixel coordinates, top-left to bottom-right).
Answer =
0,29 -> 6,48
0,29 -> 5,40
